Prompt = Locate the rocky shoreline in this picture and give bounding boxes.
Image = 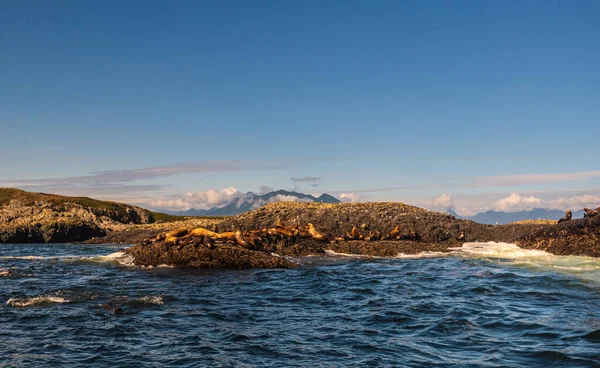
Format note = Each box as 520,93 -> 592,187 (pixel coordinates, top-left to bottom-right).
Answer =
125,202 -> 599,269
517,215 -> 600,257
0,188 -> 221,244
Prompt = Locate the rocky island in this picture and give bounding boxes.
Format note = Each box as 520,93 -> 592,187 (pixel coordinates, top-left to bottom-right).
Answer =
126,202 -> 599,268
1,189 -> 598,268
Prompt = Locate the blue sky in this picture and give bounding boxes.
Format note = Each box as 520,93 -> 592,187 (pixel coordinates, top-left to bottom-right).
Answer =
1,1 -> 599,214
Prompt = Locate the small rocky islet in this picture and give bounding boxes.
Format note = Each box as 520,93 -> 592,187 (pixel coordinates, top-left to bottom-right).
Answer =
126,202 -> 600,268
1,188 -> 599,268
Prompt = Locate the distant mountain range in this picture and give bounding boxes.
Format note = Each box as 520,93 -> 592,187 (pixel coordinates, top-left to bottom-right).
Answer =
445,207 -> 585,225
162,189 -> 586,224
163,190 -> 340,216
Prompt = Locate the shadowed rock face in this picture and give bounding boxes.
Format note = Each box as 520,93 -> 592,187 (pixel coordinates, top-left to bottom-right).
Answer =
126,242 -> 297,269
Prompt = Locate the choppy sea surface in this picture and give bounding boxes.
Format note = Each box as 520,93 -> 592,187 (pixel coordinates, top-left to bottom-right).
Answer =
1,242 -> 599,367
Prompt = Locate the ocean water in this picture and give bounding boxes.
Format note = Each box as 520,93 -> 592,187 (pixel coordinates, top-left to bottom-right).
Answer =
1,243 -> 599,367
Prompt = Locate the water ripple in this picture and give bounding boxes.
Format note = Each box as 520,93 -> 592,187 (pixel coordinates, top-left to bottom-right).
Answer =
1,243 -> 599,367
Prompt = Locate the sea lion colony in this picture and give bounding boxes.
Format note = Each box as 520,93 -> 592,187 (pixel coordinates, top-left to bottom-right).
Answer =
141,220 -> 432,252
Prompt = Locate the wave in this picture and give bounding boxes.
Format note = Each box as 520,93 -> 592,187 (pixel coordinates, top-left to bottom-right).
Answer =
0,255 -> 80,261
450,242 -> 600,283
133,295 -> 164,305
6,295 -> 70,307
87,251 -> 135,267
394,251 -> 448,259
1,250 -> 137,269
324,249 -> 370,258
326,242 -> 600,283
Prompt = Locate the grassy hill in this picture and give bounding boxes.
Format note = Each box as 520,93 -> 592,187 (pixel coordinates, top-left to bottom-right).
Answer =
0,188 -> 184,224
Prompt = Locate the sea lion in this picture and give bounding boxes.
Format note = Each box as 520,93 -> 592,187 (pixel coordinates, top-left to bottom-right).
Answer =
164,228 -> 190,245
164,235 -> 180,245
558,210 -> 572,224
203,235 -> 216,249
272,227 -> 294,238
348,226 -> 362,240
189,227 -> 218,238
583,207 -> 599,218
234,231 -> 255,250
216,232 -> 237,242
247,231 -> 263,244
374,230 -> 382,240
307,223 -> 328,242
389,225 -> 400,239
190,236 -> 204,248
153,233 -> 167,242
365,230 -> 381,241
166,229 -> 189,238
0,268 -> 13,277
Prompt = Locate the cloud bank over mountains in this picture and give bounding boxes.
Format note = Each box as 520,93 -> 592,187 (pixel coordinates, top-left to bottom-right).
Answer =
2,162 -> 599,216
339,193 -> 361,202
425,192 -> 600,217
144,187 -> 318,212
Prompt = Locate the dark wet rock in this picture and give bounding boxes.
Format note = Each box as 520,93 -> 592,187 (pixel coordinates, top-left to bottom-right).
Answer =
40,222 -> 106,243
0,226 -> 45,243
326,240 -> 453,257
126,242 -> 297,269
517,215 -> 600,257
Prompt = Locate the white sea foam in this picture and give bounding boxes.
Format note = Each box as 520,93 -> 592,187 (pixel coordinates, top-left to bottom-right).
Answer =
325,249 -> 448,260
324,249 -> 367,258
6,295 -> 69,307
86,251 -> 135,267
137,295 -> 164,305
450,242 -> 600,283
394,251 -> 447,259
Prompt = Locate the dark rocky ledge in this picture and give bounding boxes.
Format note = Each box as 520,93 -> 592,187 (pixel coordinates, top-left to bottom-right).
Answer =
126,241 -> 297,269
517,215 -> 600,257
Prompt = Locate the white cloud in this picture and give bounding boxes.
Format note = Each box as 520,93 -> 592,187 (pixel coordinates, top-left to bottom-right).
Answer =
340,193 -> 360,202
421,193 -> 456,212
146,187 -> 243,211
549,194 -> 600,210
492,193 -> 543,212
431,193 -> 454,209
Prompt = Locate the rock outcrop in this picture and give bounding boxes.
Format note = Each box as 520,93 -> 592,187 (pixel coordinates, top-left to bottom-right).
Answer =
517,215 -> 600,257
0,188 -> 178,243
4,189 -> 598,265
127,202 -> 600,269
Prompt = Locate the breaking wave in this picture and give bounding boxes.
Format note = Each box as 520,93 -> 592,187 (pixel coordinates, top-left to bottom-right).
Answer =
6,295 -> 70,307
451,242 -> 600,283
